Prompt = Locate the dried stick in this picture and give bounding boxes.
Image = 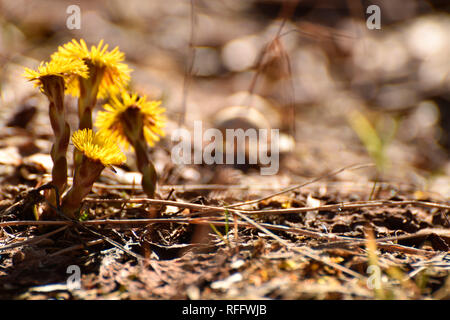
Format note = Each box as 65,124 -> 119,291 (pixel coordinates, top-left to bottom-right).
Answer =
230,210 -> 366,280
48,238 -> 104,257
0,226 -> 68,252
83,197 -> 450,214
224,163 -> 376,208
179,0 -> 196,126
1,217 -> 443,258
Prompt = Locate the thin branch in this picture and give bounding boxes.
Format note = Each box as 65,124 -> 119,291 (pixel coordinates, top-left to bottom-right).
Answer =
48,239 -> 104,257
235,199 -> 450,215
2,217 -> 443,258
83,163 -> 377,217
0,226 -> 68,252
179,0 -> 196,126
231,210 -> 366,280
37,193 -> 149,264
224,163 -> 376,208
83,196 -> 450,215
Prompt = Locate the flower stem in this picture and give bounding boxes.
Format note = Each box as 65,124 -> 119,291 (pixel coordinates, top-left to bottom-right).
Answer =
61,156 -> 104,219
42,75 -> 69,204
132,137 -> 157,198
74,64 -> 105,168
122,107 -> 158,198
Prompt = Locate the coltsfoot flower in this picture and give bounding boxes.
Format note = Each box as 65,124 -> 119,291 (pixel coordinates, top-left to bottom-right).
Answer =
52,39 -> 131,100
71,128 -> 127,166
95,92 -> 166,149
95,92 -> 166,198
24,58 -> 88,92
52,38 -> 132,169
24,57 -> 88,204
61,129 -> 126,218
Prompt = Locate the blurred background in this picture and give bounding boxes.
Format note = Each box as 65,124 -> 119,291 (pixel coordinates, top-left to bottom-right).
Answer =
0,0 -> 449,198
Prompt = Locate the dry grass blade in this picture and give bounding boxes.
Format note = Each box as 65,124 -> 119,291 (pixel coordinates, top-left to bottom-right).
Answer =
231,210 -> 367,280
1,217 -> 441,258
224,163 -> 376,208
48,238 -> 104,257
179,0 -> 196,126
0,226 -> 68,252
83,197 -> 450,214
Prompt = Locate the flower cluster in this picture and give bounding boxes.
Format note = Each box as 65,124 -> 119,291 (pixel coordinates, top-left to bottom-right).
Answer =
24,39 -> 165,219
51,39 -> 131,99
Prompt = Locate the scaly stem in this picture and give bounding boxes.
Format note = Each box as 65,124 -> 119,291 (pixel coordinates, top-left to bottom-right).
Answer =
121,106 -> 158,198
42,75 -> 69,205
132,138 -> 157,198
74,63 -> 105,168
61,156 -> 104,219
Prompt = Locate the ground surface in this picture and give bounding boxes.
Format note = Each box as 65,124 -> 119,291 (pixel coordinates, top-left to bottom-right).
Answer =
0,0 -> 449,299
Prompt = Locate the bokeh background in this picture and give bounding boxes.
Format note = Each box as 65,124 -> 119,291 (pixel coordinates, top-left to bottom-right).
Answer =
0,0 -> 449,198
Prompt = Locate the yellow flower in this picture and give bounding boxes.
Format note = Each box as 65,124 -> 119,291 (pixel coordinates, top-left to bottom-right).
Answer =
52,39 -> 131,98
95,92 -> 166,149
72,129 -> 126,166
23,57 -> 88,90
